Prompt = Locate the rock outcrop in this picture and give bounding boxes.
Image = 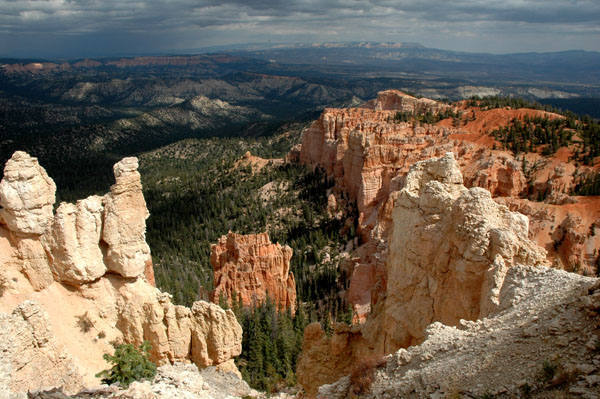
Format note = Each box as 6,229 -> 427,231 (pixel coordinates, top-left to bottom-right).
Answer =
498,197 -> 600,274
26,362 -> 263,399
211,232 -> 296,313
362,154 -> 547,352
0,301 -> 82,395
297,153 -> 549,397
365,89 -> 449,114
0,151 -> 56,235
102,157 -> 151,278
321,266 -> 600,398
50,196 -> 106,284
0,152 -> 243,395
297,91 -> 600,320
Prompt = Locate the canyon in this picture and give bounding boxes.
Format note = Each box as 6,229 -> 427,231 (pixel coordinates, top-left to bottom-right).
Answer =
299,153 -> 600,398
294,90 -> 600,396
298,90 -> 600,320
1,87 -> 599,398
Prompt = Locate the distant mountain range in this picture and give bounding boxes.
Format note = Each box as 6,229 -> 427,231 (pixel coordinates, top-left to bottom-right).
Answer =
3,41 -> 599,91
227,42 -> 600,85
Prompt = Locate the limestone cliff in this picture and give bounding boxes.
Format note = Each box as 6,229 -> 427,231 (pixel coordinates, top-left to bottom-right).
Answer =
297,153 -> 549,397
211,232 -> 296,313
0,151 -> 242,395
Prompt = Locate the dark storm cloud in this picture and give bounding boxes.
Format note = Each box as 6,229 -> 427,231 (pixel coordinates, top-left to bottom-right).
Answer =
0,0 -> 599,56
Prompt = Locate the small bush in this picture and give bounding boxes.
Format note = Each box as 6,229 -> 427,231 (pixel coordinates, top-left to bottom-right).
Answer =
96,341 -> 157,387
541,360 -> 558,382
349,356 -> 387,395
76,312 -> 93,333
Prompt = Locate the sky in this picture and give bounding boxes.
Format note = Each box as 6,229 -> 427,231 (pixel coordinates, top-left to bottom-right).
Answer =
1,0 -> 599,58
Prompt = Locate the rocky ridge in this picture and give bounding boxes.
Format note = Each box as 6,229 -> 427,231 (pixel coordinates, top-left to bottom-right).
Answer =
0,152 -> 243,395
211,232 -> 297,313
319,266 -> 600,398
24,363 -> 261,399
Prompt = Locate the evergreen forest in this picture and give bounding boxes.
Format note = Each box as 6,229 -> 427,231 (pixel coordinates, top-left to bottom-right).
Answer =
138,129 -> 357,391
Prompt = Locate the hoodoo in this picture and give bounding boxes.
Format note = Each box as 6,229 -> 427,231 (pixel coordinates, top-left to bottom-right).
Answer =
211,232 -> 297,313
0,152 -> 243,395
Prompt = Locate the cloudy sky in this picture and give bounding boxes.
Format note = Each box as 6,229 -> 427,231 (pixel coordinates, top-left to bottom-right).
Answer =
1,0 -> 599,58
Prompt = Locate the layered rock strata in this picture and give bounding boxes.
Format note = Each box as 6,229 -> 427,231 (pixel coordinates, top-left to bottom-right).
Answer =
211,232 -> 296,313
0,152 -> 242,395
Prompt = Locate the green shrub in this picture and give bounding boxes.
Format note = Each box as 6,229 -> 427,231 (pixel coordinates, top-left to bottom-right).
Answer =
96,341 -> 157,387
541,360 -> 558,382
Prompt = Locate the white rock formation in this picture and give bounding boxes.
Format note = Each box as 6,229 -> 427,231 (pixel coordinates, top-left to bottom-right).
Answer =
320,267 -> 600,398
102,157 -> 151,278
50,196 -> 106,284
364,153 -> 548,352
298,153 -> 551,396
0,152 -> 243,396
0,151 -> 56,235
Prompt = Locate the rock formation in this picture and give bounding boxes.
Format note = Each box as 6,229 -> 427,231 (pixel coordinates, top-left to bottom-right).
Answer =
0,152 -> 243,396
319,266 -> 600,398
234,151 -> 284,174
0,151 -> 56,235
50,196 -> 106,284
25,362 -> 262,399
101,157 -> 151,278
0,301 -> 82,395
365,89 -> 449,114
211,232 -> 297,313
297,90 -> 600,320
362,154 -> 547,352
297,153 -> 549,397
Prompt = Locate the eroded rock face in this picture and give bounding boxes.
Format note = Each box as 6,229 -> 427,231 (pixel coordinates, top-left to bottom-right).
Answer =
297,92 -> 599,320
497,197 -> 600,275
341,267 -> 600,399
102,157 -> 151,278
365,89 -> 450,114
49,196 -> 106,284
0,152 -> 243,396
211,232 -> 297,313
190,301 -> 243,367
113,279 -> 242,368
0,301 -> 83,394
297,322 -> 372,398
296,154 -> 548,396
363,154 -> 547,352
0,151 -> 56,235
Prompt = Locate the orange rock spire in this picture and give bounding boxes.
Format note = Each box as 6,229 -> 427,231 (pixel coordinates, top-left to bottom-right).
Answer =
211,232 -> 297,313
